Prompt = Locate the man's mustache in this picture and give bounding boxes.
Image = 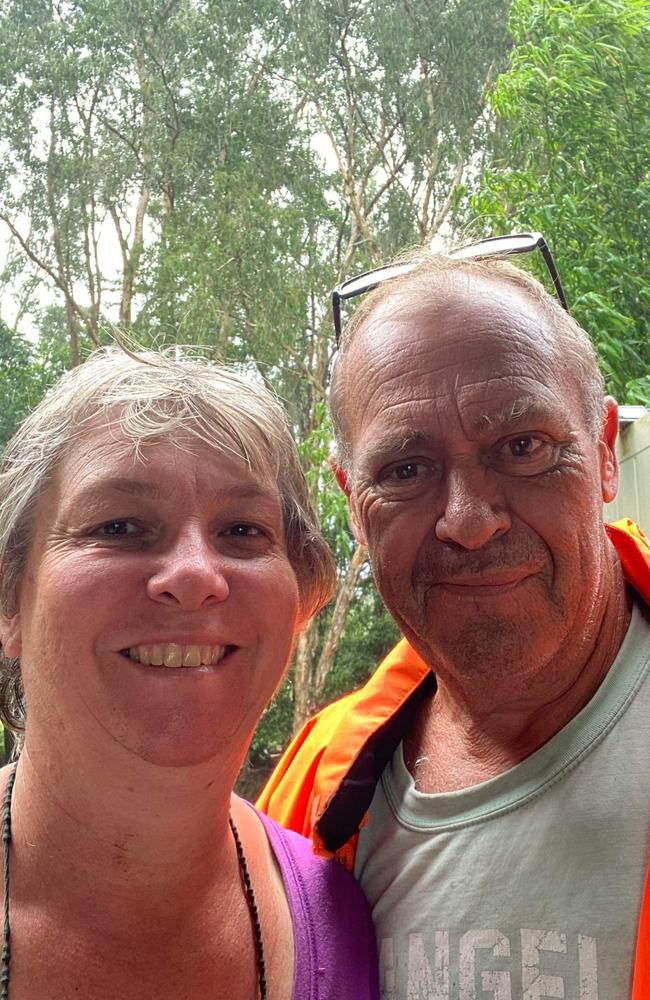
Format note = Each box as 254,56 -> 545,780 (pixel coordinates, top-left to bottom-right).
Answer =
414,536 -> 549,584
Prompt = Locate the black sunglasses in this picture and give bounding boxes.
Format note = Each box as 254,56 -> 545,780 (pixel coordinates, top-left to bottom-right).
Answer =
331,232 -> 569,345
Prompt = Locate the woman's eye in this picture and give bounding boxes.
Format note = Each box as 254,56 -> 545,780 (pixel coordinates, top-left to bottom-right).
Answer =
97,520 -> 141,537
223,524 -> 263,538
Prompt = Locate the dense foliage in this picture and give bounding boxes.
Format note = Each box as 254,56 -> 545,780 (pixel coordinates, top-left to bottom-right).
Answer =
471,0 -> 650,404
0,0 -> 648,787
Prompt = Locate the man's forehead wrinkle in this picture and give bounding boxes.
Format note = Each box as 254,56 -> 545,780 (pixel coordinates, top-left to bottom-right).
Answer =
454,371 -> 569,424
354,341 -> 558,417
348,336 -> 431,419
360,321 -> 555,380
352,367 -> 569,460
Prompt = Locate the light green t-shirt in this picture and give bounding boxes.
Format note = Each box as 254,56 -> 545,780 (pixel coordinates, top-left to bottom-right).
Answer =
355,600 -> 650,1000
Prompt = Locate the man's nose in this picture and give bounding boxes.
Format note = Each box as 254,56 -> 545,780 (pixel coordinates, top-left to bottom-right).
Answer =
435,465 -> 511,549
146,528 -> 230,610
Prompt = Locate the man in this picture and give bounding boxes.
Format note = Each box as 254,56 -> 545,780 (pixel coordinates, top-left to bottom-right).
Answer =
258,239 -> 650,999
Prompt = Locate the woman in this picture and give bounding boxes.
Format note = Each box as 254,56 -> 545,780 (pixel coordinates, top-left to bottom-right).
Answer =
0,348 -> 379,999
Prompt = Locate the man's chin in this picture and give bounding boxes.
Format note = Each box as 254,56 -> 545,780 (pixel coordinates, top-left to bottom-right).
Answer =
410,613 -> 560,683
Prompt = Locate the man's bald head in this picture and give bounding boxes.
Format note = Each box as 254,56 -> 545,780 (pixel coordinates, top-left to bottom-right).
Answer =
330,252 -> 606,475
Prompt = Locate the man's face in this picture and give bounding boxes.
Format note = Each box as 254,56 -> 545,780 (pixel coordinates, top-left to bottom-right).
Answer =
339,278 -> 619,685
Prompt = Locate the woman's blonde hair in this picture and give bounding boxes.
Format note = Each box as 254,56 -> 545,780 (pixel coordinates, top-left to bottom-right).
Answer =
0,347 -> 336,735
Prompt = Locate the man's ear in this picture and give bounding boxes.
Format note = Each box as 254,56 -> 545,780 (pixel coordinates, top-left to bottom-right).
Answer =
332,460 -> 351,497
0,614 -> 21,660
331,459 -> 368,547
599,396 -> 619,505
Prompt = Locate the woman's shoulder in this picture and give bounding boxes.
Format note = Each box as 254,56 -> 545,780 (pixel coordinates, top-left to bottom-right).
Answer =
253,805 -> 380,999
257,807 -> 348,885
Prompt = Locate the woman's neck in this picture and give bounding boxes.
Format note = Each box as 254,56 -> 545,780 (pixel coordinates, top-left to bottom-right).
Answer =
8,734 -> 244,917
0,732 -> 296,1000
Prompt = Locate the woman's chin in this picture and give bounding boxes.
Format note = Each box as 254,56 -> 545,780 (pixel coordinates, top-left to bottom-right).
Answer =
117,718 -> 252,771
127,743 -> 235,770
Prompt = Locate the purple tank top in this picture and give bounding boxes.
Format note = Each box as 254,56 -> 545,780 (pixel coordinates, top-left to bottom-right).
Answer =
256,809 -> 379,999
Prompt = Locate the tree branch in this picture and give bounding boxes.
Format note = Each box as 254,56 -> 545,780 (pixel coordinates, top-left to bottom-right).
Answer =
0,215 -> 88,333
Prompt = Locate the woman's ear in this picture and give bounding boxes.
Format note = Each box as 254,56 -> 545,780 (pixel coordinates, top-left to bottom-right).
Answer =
0,614 -> 22,659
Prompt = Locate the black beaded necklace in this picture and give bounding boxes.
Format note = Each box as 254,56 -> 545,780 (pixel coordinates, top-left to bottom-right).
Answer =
0,765 -> 267,999
229,813 -> 268,998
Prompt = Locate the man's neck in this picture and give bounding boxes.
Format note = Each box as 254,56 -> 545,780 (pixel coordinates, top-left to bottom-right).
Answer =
404,577 -> 633,794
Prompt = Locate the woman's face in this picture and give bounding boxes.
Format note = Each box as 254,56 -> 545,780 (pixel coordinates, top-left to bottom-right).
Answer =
3,422 -> 301,767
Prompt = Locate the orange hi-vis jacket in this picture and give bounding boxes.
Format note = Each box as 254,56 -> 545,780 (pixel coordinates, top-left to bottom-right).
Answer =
258,519 -> 650,1000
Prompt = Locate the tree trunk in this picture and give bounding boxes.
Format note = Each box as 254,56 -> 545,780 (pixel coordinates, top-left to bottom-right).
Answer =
292,617 -> 320,734
66,299 -> 80,367
292,542 -> 367,733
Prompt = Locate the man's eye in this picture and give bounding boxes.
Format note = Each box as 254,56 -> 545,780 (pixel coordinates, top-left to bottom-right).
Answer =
97,520 -> 141,536
503,436 -> 544,458
492,435 -> 558,474
377,460 -> 439,490
388,462 -> 422,481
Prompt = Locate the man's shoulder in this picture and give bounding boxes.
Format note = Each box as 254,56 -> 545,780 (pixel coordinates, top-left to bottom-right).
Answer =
606,519 -> 650,604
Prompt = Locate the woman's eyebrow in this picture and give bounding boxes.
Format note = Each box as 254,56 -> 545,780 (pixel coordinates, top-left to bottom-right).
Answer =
73,477 -> 278,503
73,477 -> 164,500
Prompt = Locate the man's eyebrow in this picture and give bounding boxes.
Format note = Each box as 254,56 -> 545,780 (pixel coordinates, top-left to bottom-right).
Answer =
357,399 -> 565,465
358,431 -> 430,467
472,397 -> 559,435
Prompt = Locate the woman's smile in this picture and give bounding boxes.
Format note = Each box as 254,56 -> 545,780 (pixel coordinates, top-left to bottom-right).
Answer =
122,642 -> 235,668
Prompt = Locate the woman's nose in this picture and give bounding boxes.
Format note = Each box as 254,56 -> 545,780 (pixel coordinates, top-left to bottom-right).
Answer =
146,529 -> 230,609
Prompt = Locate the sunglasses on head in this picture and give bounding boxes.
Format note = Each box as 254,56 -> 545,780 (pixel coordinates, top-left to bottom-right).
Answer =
331,232 -> 569,345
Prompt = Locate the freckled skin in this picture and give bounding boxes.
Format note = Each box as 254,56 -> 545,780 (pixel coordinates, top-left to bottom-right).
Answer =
339,278 -> 622,720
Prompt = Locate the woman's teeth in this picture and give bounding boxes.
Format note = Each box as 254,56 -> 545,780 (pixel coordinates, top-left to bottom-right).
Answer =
123,644 -> 228,668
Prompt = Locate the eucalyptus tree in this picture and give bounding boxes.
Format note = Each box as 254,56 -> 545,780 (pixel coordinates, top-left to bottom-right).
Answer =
276,0 -> 511,395
0,0 -> 162,361
471,0 -> 650,405
0,0 -> 313,363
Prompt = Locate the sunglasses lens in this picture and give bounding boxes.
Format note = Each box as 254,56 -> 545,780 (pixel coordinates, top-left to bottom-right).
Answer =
451,233 -> 541,260
339,261 -> 416,301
